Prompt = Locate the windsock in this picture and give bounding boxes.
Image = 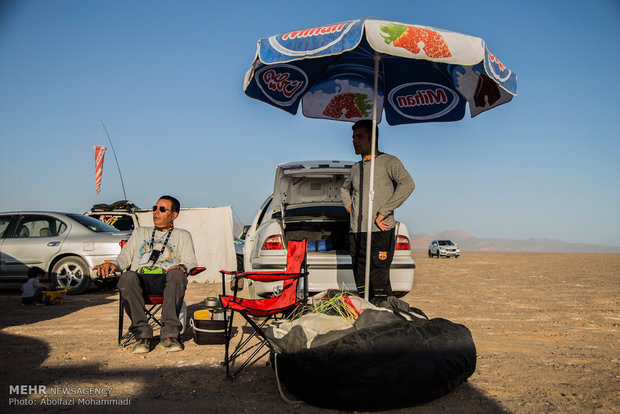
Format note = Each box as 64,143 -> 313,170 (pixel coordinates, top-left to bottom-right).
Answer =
94,146 -> 107,195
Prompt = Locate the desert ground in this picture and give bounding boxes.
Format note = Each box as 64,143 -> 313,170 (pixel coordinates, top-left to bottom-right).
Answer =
1,252 -> 618,413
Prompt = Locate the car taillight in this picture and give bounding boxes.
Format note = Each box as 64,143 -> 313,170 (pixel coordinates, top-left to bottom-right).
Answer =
261,235 -> 284,250
395,235 -> 411,250
119,240 -> 128,248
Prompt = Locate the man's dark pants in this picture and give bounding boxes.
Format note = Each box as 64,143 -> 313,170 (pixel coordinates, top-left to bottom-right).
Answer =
117,268 -> 187,339
349,228 -> 396,301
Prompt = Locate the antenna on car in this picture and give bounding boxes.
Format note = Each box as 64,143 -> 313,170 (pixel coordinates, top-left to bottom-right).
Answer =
99,121 -> 128,201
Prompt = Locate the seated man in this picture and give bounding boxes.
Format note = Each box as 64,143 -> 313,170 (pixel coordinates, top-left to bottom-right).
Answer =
94,195 -> 197,354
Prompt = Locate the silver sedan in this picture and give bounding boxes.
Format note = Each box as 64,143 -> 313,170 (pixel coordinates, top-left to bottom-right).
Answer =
0,211 -> 129,294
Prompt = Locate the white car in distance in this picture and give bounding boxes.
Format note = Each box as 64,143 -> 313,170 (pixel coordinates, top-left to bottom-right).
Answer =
243,160 -> 416,298
428,240 -> 460,258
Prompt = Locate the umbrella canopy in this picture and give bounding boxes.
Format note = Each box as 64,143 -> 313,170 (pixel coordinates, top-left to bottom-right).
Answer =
244,17 -> 517,124
243,18 -> 517,300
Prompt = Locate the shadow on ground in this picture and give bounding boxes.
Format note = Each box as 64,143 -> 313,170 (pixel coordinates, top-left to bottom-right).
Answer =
1,344 -> 507,413
0,288 -> 116,329
1,287 -> 508,413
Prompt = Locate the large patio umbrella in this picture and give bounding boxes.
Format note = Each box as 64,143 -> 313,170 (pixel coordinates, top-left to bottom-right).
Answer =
243,17 -> 517,300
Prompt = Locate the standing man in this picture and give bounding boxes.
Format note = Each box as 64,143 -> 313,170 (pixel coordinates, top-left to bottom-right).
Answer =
340,120 -> 414,303
94,195 -> 197,354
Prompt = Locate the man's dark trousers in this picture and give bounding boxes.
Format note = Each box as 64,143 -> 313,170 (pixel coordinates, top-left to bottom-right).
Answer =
349,228 -> 396,301
117,268 -> 187,339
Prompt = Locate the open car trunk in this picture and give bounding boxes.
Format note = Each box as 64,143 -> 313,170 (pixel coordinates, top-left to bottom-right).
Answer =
273,161 -> 353,253
282,215 -> 350,253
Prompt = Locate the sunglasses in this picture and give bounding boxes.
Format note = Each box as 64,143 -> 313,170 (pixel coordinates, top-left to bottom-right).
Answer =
152,206 -> 170,213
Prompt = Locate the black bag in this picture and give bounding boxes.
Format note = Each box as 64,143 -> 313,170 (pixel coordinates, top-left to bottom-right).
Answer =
91,200 -> 138,211
136,266 -> 166,296
272,309 -> 476,411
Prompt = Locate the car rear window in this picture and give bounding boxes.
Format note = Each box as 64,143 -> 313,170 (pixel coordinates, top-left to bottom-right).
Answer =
67,214 -> 119,233
88,213 -> 135,231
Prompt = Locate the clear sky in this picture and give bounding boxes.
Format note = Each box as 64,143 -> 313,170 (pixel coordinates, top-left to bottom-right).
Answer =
1,0 -> 619,247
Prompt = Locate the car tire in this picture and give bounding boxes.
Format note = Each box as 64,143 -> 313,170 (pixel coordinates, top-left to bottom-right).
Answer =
93,276 -> 118,291
428,250 -> 432,258
52,256 -> 91,295
236,254 -> 244,272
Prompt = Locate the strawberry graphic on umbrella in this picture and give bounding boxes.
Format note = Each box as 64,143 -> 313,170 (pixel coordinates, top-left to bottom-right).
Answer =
322,93 -> 372,119
381,24 -> 451,59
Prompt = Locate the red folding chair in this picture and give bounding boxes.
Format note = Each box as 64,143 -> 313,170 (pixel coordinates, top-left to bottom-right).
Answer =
117,267 -> 205,346
219,239 -> 308,379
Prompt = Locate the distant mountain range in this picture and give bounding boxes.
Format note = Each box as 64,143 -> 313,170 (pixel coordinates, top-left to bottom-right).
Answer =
234,222 -> 619,253
412,230 -> 620,253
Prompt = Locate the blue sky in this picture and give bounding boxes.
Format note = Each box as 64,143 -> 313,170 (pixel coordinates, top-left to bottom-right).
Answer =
1,0 -> 619,247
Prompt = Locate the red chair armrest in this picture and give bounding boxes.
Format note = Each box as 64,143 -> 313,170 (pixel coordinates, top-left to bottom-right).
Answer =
189,266 -> 206,276
240,271 -> 308,282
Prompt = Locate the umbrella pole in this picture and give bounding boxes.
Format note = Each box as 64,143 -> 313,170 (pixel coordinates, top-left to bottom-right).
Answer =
363,54 -> 381,302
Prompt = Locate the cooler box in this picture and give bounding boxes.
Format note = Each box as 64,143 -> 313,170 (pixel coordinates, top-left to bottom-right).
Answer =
306,239 -> 333,252
190,310 -> 226,345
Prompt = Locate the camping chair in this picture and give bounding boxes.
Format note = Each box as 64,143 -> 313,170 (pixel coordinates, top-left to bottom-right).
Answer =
117,267 -> 205,346
219,239 -> 308,379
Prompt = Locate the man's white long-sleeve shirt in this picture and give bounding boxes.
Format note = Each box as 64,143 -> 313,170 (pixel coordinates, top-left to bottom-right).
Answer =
114,226 -> 197,271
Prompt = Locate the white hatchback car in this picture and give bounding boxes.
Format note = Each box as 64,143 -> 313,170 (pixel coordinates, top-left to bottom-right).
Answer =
243,160 -> 416,298
428,240 -> 460,258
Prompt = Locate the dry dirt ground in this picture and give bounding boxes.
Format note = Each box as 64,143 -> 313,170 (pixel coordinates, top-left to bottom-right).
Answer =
1,252 -> 618,413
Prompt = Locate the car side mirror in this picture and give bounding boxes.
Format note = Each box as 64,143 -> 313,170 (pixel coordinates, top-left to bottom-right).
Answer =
240,225 -> 250,240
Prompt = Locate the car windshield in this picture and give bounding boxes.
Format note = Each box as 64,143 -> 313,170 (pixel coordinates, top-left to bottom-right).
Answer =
67,214 -> 119,233
438,240 -> 454,246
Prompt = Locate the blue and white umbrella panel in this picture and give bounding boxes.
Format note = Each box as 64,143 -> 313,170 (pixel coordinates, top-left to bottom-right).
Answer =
244,17 -> 517,125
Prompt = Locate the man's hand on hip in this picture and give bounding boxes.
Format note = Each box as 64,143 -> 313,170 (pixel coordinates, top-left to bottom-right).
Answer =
375,213 -> 389,231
